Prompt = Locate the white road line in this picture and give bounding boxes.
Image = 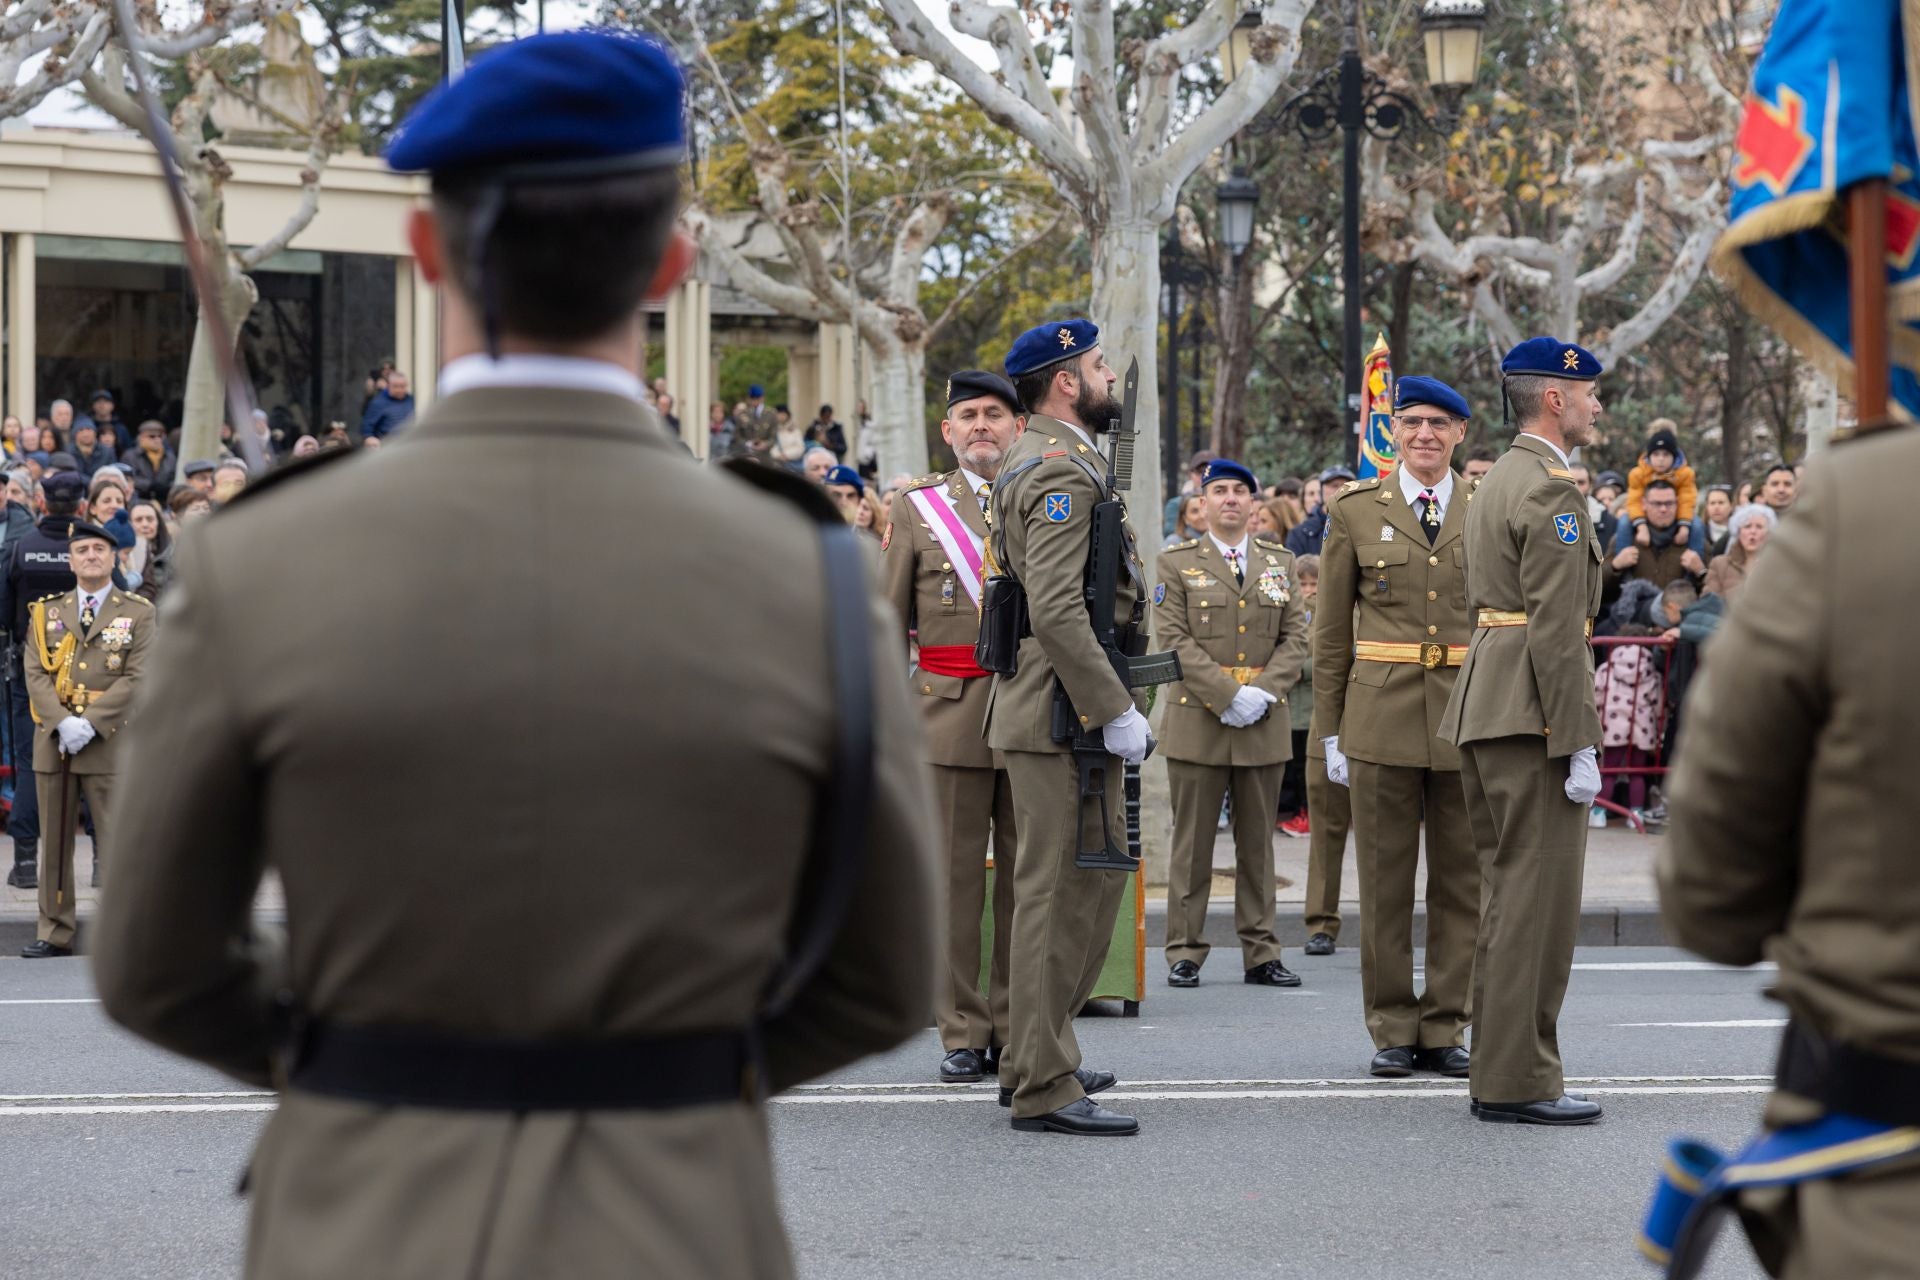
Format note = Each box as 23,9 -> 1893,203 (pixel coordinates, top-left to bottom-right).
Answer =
1572,962 -> 1776,972
1616,1020 -> 1786,1029
0,998 -> 101,1005
790,1074 -> 1768,1092
0,1091 -> 273,1102
0,1103 -> 278,1117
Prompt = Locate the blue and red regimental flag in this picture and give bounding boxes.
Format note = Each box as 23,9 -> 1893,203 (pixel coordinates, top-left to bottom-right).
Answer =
1357,333 -> 1396,480
1714,0 -> 1920,415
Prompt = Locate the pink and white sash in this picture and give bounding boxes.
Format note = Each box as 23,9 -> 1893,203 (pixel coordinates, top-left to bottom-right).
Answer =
906,484 -> 985,608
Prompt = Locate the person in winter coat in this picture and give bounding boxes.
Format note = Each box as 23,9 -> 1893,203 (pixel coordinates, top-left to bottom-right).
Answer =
1625,421 -> 1698,544
1702,503 -> 1776,604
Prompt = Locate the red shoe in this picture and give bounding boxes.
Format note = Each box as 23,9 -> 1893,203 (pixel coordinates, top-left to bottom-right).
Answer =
1277,812 -> 1310,837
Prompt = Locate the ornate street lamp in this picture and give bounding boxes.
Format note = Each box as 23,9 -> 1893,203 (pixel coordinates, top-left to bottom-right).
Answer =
1219,10 -> 1261,85
1421,0 -> 1489,110
1216,168 -> 1261,259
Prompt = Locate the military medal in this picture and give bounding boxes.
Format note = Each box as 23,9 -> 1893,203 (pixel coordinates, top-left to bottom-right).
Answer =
1258,565 -> 1290,605
106,653 -> 122,672
941,578 -> 955,605
1379,525 -> 1395,541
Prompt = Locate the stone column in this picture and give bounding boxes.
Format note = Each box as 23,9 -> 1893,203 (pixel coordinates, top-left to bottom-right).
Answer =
409,263 -> 438,415
664,279 -> 712,458
4,233 -> 36,423
787,338 -> 821,433
817,321 -> 858,456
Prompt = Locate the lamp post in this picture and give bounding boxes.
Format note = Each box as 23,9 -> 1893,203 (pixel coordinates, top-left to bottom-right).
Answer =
1161,225 -> 1214,496
1222,0 -> 1486,467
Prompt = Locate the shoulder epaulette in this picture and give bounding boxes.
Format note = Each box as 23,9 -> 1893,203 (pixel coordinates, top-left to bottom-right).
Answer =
109,592 -> 153,608
31,590 -> 66,606
904,471 -> 946,492
217,445 -> 359,512
1537,457 -> 1576,481
1251,536 -> 1288,552
1164,537 -> 1200,552
1335,477 -> 1383,498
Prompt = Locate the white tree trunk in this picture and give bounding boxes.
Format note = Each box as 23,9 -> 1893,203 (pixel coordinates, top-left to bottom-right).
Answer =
1801,362 -> 1839,456
179,272 -> 254,463
863,337 -> 931,481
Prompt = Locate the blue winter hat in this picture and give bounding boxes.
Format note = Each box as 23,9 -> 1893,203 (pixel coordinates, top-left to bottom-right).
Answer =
1500,337 -> 1604,382
385,31 -> 685,178
1393,375 -> 1471,420
1200,459 -> 1259,492
1004,319 -> 1100,378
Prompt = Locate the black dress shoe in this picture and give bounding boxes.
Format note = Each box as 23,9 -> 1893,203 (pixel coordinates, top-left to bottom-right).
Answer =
999,1066 -> 1115,1108
1244,959 -> 1302,987
90,862 -> 100,889
1010,1096 -> 1139,1135
940,1048 -> 988,1082
983,1047 -> 1002,1077
1470,1090 -> 1586,1116
1303,932 -> 1336,956
1167,960 -> 1200,987
1369,1045 -> 1417,1077
6,861 -> 35,889
1476,1095 -> 1603,1126
1415,1045 -> 1470,1077
19,939 -> 72,959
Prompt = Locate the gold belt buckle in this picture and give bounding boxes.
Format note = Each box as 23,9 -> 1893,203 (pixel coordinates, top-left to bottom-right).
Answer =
1419,642 -> 1446,670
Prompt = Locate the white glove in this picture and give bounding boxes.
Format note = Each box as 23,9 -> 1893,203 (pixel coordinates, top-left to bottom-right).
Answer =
1220,685 -> 1277,729
1101,706 -> 1151,764
1564,746 -> 1601,806
1324,736 -> 1350,787
56,716 -> 95,755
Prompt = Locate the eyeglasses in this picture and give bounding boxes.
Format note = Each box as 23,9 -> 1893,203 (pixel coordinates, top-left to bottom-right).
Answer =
1395,415 -> 1459,430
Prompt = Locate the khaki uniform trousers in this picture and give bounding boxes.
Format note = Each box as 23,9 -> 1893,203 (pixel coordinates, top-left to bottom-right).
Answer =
1164,760 -> 1283,970
1303,756 -> 1352,939
928,763 -> 1018,1052
999,749 -> 1129,1119
1348,758 -> 1477,1051
1459,734 -> 1586,1104
36,768 -> 112,948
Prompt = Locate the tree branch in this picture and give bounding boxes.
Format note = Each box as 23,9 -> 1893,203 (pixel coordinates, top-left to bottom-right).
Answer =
682,207 -> 841,324
237,87 -> 346,270
884,193 -> 954,308
1596,213 -> 1719,362
927,210 -> 1069,340
945,0 -> 1071,140
1069,0 -> 1133,209
874,0 -> 1095,201
1135,20 -> 1302,214
1576,176 -> 1648,294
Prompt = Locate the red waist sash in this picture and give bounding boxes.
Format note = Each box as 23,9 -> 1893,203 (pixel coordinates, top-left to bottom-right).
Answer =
917,644 -> 990,679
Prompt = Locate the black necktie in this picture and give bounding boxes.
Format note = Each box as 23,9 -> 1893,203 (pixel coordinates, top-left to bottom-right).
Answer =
1418,491 -> 1441,544
1227,549 -> 1244,585
81,596 -> 96,630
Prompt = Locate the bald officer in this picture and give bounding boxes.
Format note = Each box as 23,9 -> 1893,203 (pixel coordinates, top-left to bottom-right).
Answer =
1315,376 -> 1478,1079
986,318 -> 1145,1138
92,35 -> 937,1278
1438,338 -> 1606,1126
883,370 -> 1025,1084
1658,426 -> 1920,1276
1158,458 -> 1310,990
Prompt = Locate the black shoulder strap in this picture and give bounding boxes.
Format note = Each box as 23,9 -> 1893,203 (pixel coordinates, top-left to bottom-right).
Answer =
717,459 -> 873,1024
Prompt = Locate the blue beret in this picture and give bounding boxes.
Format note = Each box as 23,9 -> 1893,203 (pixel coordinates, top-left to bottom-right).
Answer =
1319,465 -> 1356,485
945,370 -> 1020,412
1200,459 -> 1259,492
1393,375 -> 1471,420
1004,319 -> 1099,378
386,32 -> 685,178
1500,336 -> 1604,381
748,384 -> 764,398
824,465 -> 864,495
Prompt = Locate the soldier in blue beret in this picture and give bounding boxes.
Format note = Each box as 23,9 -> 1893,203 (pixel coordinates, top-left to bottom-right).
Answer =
92,30 -> 941,1276
1157,456 -> 1312,996
984,316 -> 1147,1136
1438,337 -> 1608,1125
1315,374 -> 1481,1081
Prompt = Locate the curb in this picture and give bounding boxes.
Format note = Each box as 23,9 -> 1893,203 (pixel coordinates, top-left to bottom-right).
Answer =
1141,900 -> 1669,949
1,904 -> 1670,958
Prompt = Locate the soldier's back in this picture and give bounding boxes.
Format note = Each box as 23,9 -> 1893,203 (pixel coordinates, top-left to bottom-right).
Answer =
96,385 -> 936,1278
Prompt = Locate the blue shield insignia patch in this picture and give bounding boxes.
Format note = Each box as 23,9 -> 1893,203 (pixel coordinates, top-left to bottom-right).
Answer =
1153,582 -> 1167,606
1554,513 -> 1582,545
1044,492 -> 1072,522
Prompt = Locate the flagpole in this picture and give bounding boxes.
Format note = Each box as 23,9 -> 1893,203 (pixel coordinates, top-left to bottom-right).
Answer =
1849,179 -> 1890,422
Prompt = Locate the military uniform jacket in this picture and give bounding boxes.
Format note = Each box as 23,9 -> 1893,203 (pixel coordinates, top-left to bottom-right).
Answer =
983,415 -> 1143,754
1156,536 -> 1309,766
1314,472 -> 1471,770
1660,431 -> 1920,1061
882,468 -> 995,769
90,387 -> 939,1280
1438,434 -> 1604,758
22,586 -> 152,774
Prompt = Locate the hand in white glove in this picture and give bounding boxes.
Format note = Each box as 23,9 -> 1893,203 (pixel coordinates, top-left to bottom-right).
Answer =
1220,685 -> 1278,729
1101,706 -> 1152,764
1564,745 -> 1601,806
1324,736 -> 1350,787
56,716 -> 95,755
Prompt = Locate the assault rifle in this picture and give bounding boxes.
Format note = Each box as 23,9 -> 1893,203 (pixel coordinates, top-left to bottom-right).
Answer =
1050,358 -> 1181,872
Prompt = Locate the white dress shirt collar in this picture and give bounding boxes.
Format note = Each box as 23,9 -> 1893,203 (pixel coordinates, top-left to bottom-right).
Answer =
1518,432 -> 1572,469
438,354 -> 647,403
957,466 -> 989,496
1397,466 -> 1455,513
1209,533 -> 1251,565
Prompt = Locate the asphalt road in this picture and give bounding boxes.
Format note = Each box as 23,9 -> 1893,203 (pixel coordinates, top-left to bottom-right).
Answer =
1,946 -> 1778,1279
